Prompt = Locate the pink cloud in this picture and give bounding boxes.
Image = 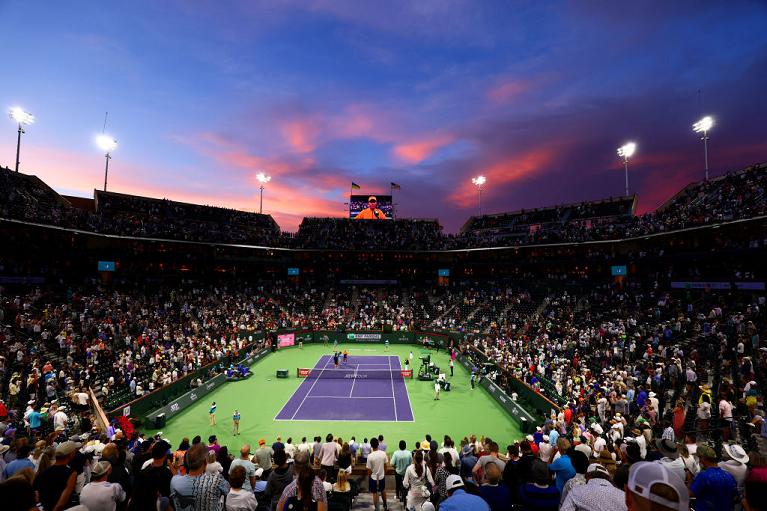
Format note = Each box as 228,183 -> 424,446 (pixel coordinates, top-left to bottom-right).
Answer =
392,134 -> 454,164
486,79 -> 530,104
280,118 -> 322,154
447,145 -> 562,208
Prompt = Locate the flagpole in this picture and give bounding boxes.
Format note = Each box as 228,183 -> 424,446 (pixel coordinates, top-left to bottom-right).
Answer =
390,183 -> 395,220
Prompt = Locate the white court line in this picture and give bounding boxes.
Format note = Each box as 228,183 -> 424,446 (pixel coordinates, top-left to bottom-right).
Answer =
301,395 -> 394,399
388,355 -> 416,421
275,417 -> 414,423
349,364 -> 359,397
389,355 -> 398,421
290,356 -> 331,420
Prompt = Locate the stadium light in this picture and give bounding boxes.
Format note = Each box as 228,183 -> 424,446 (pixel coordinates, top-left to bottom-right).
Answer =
692,116 -> 714,180
256,172 -> 271,214
471,175 -> 486,216
617,142 -> 636,197
96,134 -> 118,191
9,107 -> 34,172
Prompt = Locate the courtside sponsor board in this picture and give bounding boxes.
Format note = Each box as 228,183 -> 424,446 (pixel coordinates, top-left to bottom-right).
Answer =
347,333 -> 382,341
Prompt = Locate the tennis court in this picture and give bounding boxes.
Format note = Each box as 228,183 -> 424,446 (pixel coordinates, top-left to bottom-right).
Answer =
275,355 -> 414,422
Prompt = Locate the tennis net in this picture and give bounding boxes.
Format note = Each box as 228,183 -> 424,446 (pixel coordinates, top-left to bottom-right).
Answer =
297,368 -> 413,379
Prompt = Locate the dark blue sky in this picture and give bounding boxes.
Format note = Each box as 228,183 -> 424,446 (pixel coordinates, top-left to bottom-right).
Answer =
2,1 -> 766,231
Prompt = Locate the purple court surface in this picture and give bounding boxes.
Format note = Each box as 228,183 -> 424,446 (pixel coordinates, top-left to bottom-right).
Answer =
275,355 -> 414,422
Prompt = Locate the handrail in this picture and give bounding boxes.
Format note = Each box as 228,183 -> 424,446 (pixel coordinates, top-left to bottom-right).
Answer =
88,387 -> 110,432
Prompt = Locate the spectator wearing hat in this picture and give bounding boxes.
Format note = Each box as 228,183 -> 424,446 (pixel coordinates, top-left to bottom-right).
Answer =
519,459 -> 560,511
691,444 -> 737,511
626,461 -> 688,511
80,461 -> 126,511
130,440 -> 174,511
254,467 -> 267,492
254,439 -> 274,479
539,435 -> 554,462
440,474 -> 490,511
721,443 -> 750,497
655,438 -> 686,484
460,444 -> 478,482
33,440 -> 80,511
561,462 -> 626,511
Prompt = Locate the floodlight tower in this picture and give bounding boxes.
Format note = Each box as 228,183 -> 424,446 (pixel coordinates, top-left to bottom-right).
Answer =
617,142 -> 637,197
9,107 -> 35,172
256,172 -> 271,214
471,175 -> 486,216
692,116 -> 714,180
96,134 -> 118,191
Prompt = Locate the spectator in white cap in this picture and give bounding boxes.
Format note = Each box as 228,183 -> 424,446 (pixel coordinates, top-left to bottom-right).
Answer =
539,435 -> 554,462
439,474 -> 490,511
561,462 -> 626,511
626,461 -> 688,511
80,461 -> 126,511
251,467 -> 266,492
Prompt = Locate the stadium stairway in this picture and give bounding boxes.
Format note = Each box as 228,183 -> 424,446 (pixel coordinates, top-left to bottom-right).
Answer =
346,287 -> 360,322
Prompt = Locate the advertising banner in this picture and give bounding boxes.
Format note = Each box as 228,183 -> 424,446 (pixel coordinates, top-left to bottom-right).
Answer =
278,333 -> 295,347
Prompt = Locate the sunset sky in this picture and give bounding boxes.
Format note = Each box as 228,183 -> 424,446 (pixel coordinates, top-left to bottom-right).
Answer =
2,1 -> 766,231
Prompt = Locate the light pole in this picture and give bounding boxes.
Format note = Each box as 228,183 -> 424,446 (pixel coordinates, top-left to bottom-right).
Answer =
96,134 -> 118,191
617,142 -> 636,197
256,172 -> 271,214
471,175 -> 486,216
692,116 -> 714,181
9,107 -> 35,172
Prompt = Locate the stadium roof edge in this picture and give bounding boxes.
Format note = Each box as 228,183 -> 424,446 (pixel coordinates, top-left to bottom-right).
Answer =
2,213 -> 764,254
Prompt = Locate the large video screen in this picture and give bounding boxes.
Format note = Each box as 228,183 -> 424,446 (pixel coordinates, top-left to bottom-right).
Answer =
349,194 -> 393,219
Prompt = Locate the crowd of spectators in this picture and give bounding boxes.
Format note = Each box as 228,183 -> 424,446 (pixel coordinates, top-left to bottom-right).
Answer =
2,163 -> 766,251
0,274 -> 765,510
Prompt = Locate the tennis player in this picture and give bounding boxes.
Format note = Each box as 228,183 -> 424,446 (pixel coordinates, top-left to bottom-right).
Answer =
209,401 -> 217,425
343,350 -> 349,365
333,352 -> 340,368
384,339 -> 390,351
